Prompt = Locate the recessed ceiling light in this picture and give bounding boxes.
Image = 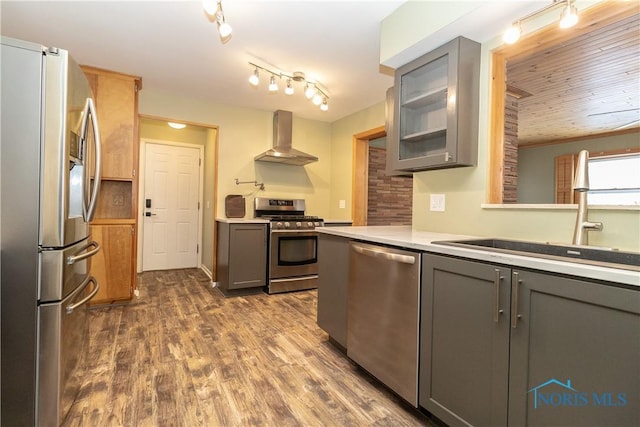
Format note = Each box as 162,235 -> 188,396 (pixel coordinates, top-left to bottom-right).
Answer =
168,122 -> 186,129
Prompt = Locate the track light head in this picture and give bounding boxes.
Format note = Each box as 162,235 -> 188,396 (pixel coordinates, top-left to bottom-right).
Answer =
268,75 -> 278,92
559,1 -> 579,28
304,84 -> 315,99
249,68 -> 259,86
503,23 -> 521,44
284,79 -> 294,95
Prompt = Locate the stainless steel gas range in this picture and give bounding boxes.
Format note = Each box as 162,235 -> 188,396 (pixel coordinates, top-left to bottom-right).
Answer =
255,197 -> 324,294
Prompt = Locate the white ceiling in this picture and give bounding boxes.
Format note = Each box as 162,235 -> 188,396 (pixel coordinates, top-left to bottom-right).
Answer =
1,0 -> 409,122
1,1 -> 555,124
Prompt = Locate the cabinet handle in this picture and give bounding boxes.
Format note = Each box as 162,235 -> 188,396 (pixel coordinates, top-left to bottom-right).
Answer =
493,269 -> 503,323
511,271 -> 520,328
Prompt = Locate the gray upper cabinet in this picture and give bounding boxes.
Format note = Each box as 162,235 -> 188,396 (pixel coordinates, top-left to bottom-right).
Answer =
421,253 -> 640,427
387,36 -> 480,172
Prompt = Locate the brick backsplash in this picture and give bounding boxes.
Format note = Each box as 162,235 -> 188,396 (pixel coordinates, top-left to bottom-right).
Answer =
367,147 -> 412,226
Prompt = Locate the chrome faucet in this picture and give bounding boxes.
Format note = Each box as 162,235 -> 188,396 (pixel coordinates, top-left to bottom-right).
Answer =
572,150 -> 602,245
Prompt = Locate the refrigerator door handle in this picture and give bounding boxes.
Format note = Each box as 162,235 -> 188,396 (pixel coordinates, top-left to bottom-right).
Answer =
66,240 -> 101,264
80,97 -> 102,222
65,276 -> 100,314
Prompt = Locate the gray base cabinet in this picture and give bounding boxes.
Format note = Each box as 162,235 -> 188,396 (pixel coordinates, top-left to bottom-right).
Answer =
316,233 -> 350,348
420,255 -> 511,426
216,222 -> 267,293
421,254 -> 640,427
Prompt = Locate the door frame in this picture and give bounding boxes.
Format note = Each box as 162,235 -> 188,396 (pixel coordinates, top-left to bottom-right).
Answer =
352,126 -> 386,226
137,138 -> 205,273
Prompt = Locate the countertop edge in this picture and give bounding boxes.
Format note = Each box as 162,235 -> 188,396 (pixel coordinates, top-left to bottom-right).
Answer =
216,218 -> 270,224
317,226 -> 640,287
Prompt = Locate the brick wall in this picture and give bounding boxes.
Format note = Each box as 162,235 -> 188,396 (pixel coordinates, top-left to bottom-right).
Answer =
367,147 -> 412,225
503,93 -> 519,203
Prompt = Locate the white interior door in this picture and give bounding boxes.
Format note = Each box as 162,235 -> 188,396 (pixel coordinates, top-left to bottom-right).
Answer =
143,143 -> 200,271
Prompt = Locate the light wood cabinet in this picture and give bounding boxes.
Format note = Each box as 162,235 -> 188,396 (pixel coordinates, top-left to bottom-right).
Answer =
90,224 -> 136,303
82,66 -> 140,180
82,66 -> 141,305
387,36 -> 480,172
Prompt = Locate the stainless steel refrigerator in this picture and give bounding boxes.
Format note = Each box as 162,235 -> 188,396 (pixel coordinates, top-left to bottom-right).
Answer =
1,36 -> 102,425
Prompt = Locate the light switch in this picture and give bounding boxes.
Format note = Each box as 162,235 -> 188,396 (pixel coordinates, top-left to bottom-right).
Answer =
339,199 -> 346,209
430,194 -> 445,212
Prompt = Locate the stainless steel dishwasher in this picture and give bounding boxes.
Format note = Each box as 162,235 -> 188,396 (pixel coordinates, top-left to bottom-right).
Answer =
347,241 -> 421,407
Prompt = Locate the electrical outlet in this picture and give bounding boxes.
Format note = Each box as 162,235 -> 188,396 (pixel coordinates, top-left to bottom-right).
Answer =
339,199 -> 346,209
430,194 -> 445,212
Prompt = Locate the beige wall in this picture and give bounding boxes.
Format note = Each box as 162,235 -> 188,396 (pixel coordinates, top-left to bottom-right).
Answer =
328,102 -> 386,220
138,89 -> 332,220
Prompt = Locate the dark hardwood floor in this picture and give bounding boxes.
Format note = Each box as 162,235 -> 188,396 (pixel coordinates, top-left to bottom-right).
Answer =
64,269 -> 434,426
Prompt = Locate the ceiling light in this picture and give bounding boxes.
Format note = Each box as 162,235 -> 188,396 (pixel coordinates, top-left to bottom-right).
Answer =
202,0 -> 217,15
168,122 -> 186,129
559,0 -> 579,28
503,23 -> 521,44
249,67 -> 259,86
203,0 -> 232,43
503,0 -> 579,45
268,75 -> 278,92
304,84 -> 316,99
284,79 -> 294,95
247,62 -> 330,108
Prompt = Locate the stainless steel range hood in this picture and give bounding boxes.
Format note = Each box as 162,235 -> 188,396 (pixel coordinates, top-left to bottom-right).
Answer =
254,110 -> 318,166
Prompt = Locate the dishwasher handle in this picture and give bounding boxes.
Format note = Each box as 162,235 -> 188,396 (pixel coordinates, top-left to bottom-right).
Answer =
351,243 -> 416,265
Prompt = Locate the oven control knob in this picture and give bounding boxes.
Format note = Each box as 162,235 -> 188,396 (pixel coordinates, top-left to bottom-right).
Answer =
314,222 -> 321,227
284,222 -> 290,228
275,222 -> 283,229
296,222 -> 302,228
307,221 -> 313,227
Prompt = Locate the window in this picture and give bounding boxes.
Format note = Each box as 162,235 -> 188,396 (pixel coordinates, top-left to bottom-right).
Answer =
588,153 -> 640,206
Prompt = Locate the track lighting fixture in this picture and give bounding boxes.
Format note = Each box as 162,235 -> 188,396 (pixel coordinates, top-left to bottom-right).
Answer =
203,0 -> 232,43
247,62 -> 330,112
503,0 -> 578,45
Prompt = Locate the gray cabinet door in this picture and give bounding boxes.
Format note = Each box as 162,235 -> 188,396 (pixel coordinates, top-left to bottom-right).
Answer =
420,254 -> 511,427
508,270 -> 640,426
316,234 -> 350,348
228,224 -> 267,289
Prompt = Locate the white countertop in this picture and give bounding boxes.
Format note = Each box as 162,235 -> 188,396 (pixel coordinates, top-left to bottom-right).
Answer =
317,226 -> 640,287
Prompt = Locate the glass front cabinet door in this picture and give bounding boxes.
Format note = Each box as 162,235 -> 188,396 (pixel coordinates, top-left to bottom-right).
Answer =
387,36 -> 481,172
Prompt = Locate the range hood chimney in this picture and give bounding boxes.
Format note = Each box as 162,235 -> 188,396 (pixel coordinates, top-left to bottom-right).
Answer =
254,110 -> 318,166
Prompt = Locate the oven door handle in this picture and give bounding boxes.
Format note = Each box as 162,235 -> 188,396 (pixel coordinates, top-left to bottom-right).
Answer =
270,229 -> 318,235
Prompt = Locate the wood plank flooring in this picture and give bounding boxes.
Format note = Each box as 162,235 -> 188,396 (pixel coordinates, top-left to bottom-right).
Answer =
63,269 -> 435,426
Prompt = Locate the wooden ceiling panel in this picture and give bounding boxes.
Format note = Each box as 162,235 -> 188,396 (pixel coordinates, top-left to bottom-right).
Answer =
506,5 -> 640,146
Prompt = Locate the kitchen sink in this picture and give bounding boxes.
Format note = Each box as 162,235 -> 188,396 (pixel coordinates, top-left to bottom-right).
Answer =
434,238 -> 640,271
